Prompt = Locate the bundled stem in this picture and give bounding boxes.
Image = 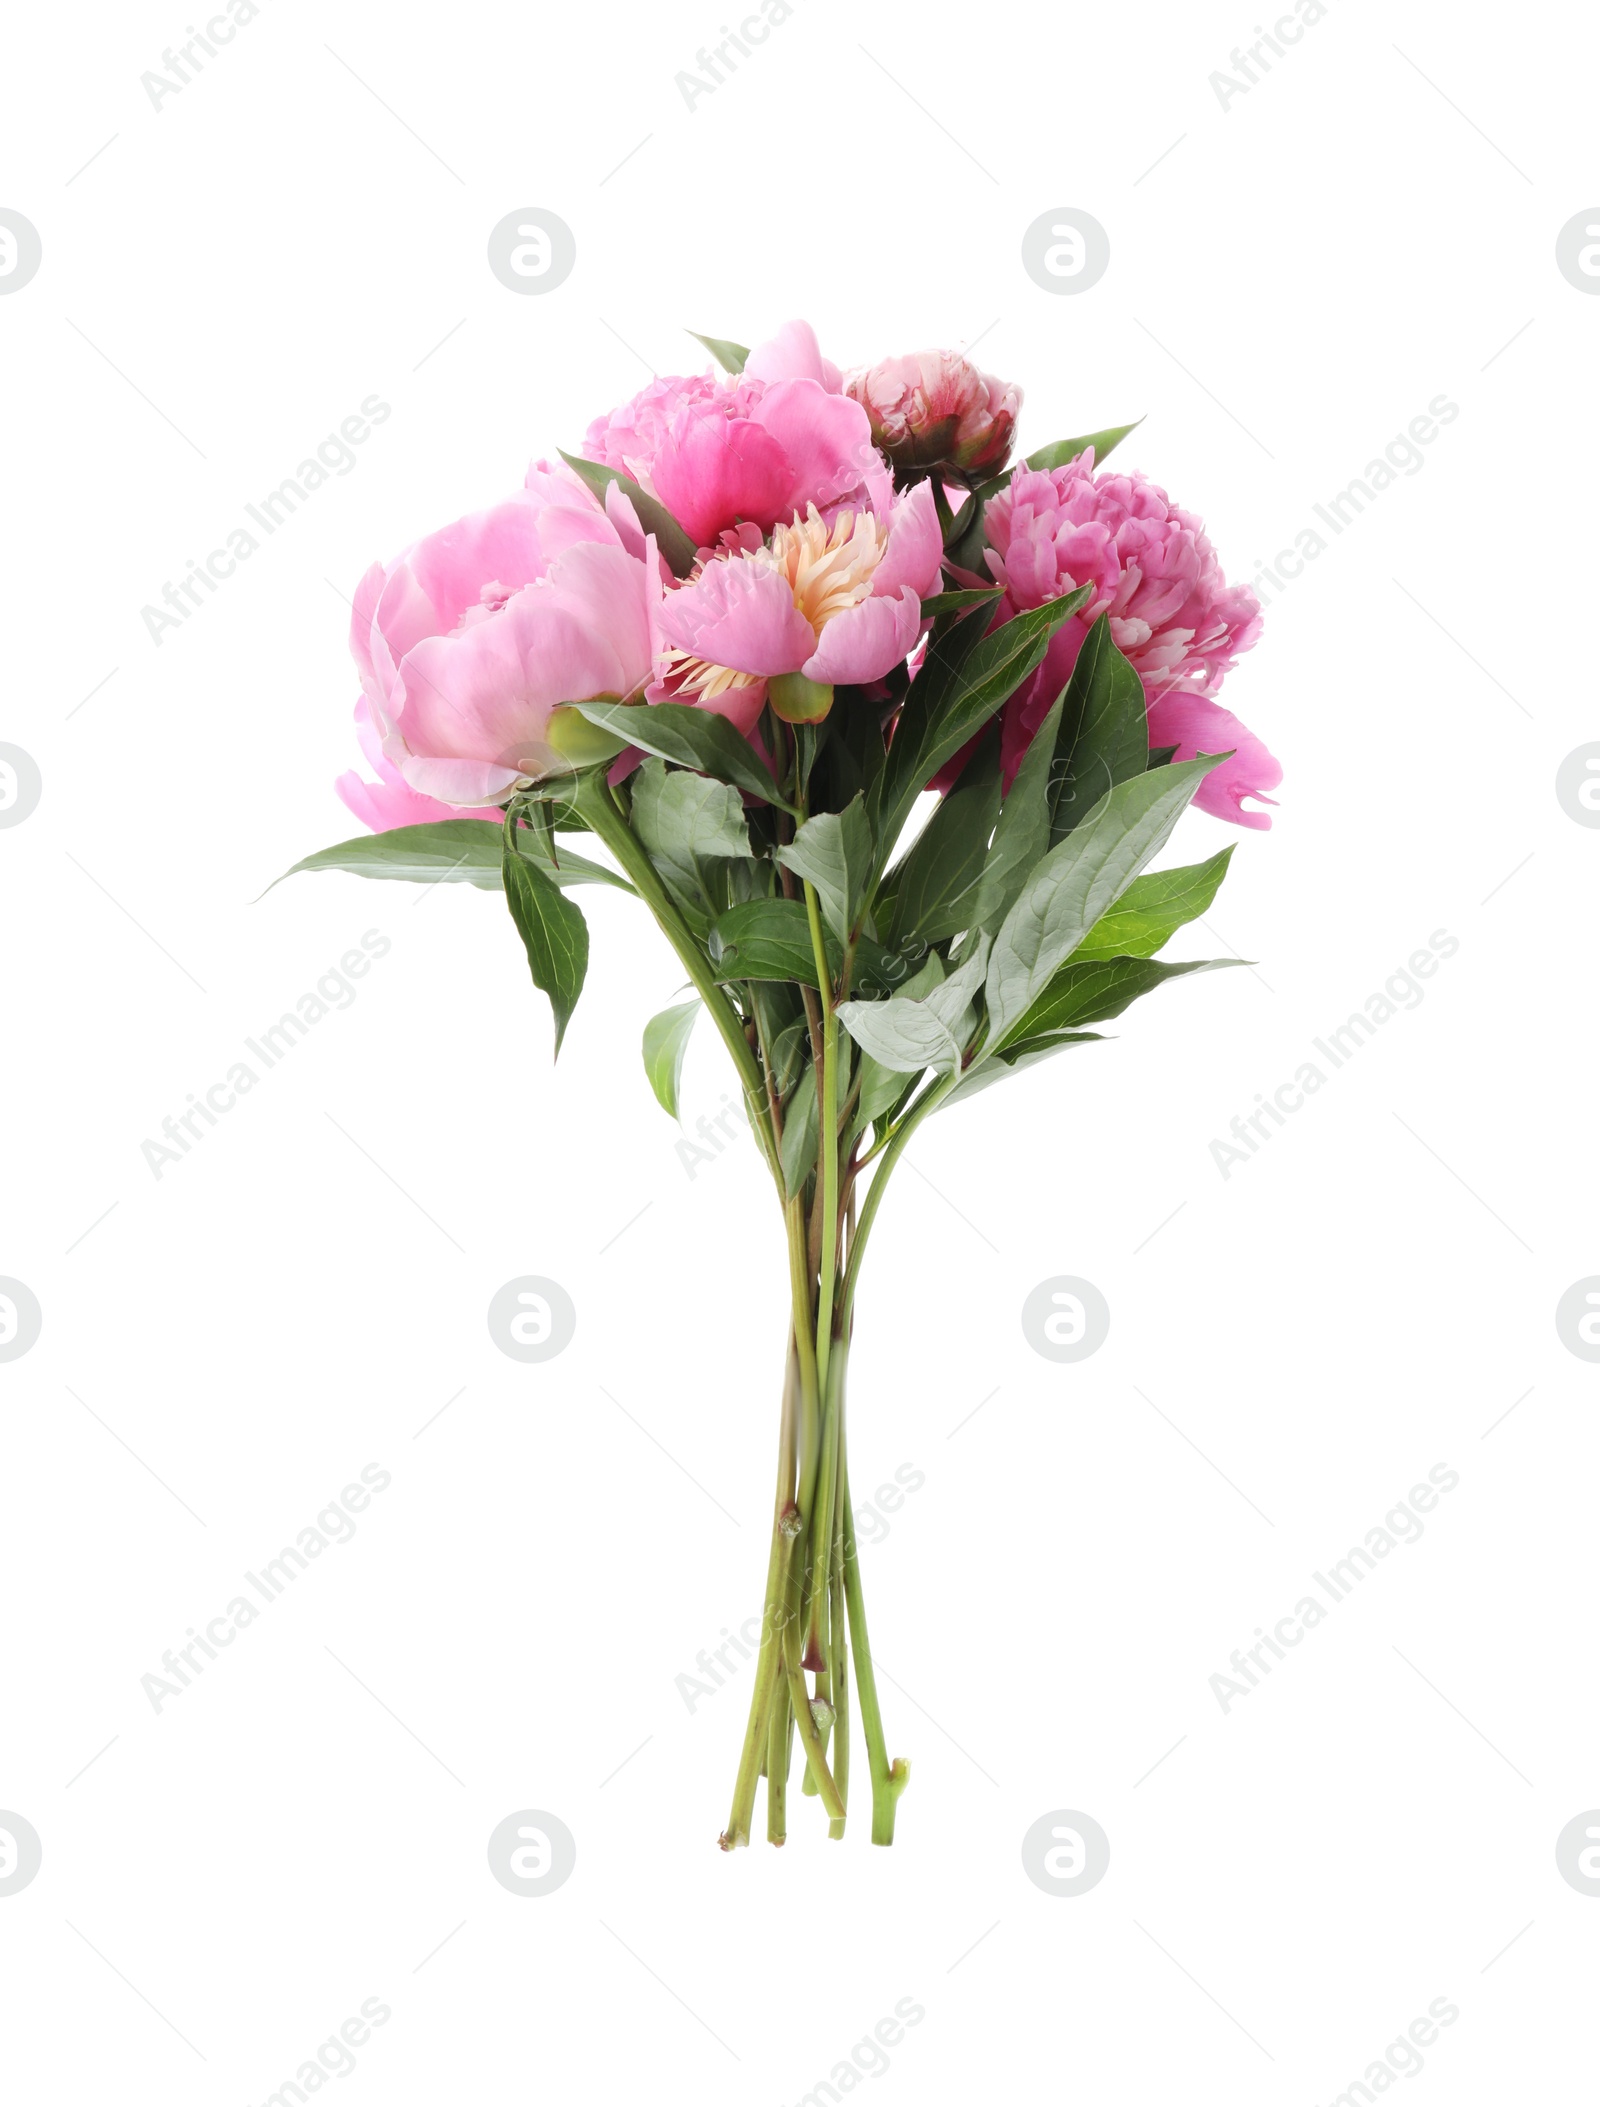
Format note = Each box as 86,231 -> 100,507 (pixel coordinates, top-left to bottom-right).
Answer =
591,733 -> 921,1851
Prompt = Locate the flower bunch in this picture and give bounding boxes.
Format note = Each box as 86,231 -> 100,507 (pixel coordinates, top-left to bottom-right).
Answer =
290,320 -> 1279,1850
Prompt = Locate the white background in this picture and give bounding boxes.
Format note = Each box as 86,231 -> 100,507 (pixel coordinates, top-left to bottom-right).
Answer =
3,0 -> 1597,2099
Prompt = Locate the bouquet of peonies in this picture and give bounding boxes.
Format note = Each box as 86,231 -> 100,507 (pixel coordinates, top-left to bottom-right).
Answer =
288,320 -> 1279,1849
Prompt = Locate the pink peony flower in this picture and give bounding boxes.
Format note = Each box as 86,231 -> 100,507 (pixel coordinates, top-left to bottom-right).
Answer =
844,350 -> 1021,478
582,322 -> 887,552
346,470 -> 657,809
978,456 -> 1277,827
651,483 -> 943,723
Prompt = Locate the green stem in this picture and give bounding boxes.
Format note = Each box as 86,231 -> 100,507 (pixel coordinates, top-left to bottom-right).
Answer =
766,1683 -> 792,1844
802,879 -> 841,1399
841,1442 -> 908,1846
804,1322 -> 845,1669
780,1538 -> 846,1823
786,1196 -> 823,1524
721,1335 -> 800,1851
827,1357 -> 850,1840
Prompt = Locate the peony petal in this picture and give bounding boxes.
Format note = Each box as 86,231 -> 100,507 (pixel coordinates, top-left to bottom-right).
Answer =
650,406 -> 792,548
1146,689 -> 1282,830
655,556 -> 815,676
749,380 -> 879,521
531,540 -> 655,685
400,495 -> 550,634
348,563 -> 388,715
335,749 -> 504,831
802,586 -> 922,686
393,751 -> 524,807
871,480 -> 944,602
745,319 -> 840,391
602,478 -> 653,566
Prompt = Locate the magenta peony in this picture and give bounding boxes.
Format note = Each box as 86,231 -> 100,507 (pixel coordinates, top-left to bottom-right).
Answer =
980,456 -> 1277,826
582,324 -> 887,552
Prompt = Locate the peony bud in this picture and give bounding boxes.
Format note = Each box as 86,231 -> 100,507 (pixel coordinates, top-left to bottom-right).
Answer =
844,351 -> 1021,482
768,672 -> 833,724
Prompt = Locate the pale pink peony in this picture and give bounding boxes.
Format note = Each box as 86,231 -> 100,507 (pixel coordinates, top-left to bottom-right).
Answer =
582,322 -> 887,552
346,469 -> 657,809
651,483 -> 943,722
844,350 -> 1021,478
979,456 -> 1277,827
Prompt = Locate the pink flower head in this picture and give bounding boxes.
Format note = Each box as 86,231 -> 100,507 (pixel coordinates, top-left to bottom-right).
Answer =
845,350 -> 1021,479
652,482 -> 943,723
582,322 -> 887,552
346,469 -> 656,809
980,455 -> 1277,826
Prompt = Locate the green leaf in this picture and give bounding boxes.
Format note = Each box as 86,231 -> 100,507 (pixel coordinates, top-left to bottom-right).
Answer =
1047,613 -> 1151,844
1024,420 -> 1143,473
962,689 -> 1066,933
864,605 -> 989,841
641,998 -> 700,1119
689,331 -> 750,374
779,1061 -> 818,1199
575,700 -> 788,811
557,451 -> 699,578
886,725 -> 1003,946
851,935 -> 932,997
856,953 -> 944,1123
983,755 -> 1215,1047
1007,954 -> 1237,1039
775,795 -> 873,943
709,898 -> 820,984
749,981 -> 806,1095
836,998 -> 958,1077
943,491 -> 1000,576
1071,847 -> 1234,961
1146,743 -> 1179,770
811,700 -> 886,813
766,1010 -> 810,1099
708,897 -> 916,994
632,763 -> 755,865
868,589 -> 1091,864
503,836 -> 590,1055
793,719 -> 822,801
630,760 -> 755,933
272,819 -> 629,895
836,937 -> 989,1077
920,587 -> 1004,622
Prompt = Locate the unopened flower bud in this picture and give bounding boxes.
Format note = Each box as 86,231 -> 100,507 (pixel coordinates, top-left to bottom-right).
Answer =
769,671 -> 833,724
845,351 -> 1021,482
